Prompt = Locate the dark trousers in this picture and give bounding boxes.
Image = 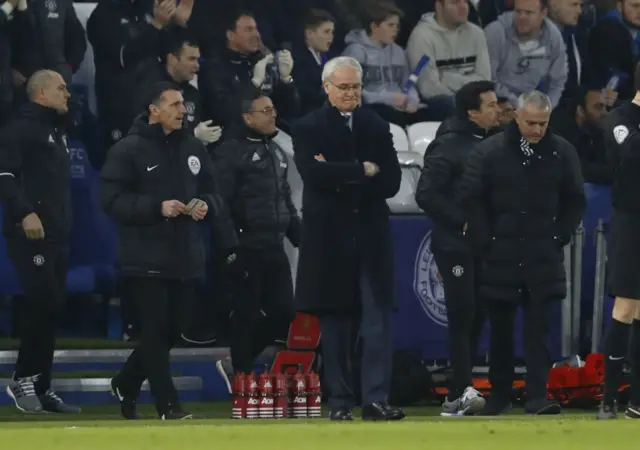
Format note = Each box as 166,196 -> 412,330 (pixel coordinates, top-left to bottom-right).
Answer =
7,239 -> 68,394
433,248 -> 485,398
114,277 -> 188,411
486,290 -> 551,401
229,246 -> 294,373
319,267 -> 393,409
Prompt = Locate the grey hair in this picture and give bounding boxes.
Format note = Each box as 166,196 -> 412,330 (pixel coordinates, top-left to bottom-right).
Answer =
516,90 -> 552,111
321,56 -> 363,83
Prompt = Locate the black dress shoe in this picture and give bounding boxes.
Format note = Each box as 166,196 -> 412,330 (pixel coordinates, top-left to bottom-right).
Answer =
478,397 -> 512,416
329,408 -> 353,421
362,402 -> 406,421
524,398 -> 561,415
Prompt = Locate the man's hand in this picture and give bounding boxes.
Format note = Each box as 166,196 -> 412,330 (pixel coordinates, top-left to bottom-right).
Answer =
194,120 -> 222,144
363,161 -> 379,177
252,54 -> 274,88
276,50 -> 294,79
314,153 -> 326,162
462,222 -> 468,233
392,93 -> 409,109
172,0 -> 193,26
152,0 -> 175,29
22,213 -> 44,240
161,200 -> 186,218
191,202 -> 208,221
405,102 -> 418,113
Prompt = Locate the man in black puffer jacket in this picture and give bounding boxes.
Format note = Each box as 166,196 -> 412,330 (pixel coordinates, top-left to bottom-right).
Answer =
100,81 -> 237,420
210,88 -> 301,390
458,90 -> 586,416
415,80 -> 500,417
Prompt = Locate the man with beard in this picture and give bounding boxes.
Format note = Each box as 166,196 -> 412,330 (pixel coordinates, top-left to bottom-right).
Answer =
415,80 -> 500,416
551,85 -> 613,184
458,90 -> 585,415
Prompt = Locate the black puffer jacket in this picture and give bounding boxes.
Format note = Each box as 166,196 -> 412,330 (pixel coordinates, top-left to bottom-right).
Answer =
100,116 -> 237,279
0,102 -> 71,241
457,123 -> 586,302
415,117 -> 491,251
211,128 -> 301,250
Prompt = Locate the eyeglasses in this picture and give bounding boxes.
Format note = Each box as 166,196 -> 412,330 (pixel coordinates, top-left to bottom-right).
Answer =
327,80 -> 362,92
249,107 -> 277,116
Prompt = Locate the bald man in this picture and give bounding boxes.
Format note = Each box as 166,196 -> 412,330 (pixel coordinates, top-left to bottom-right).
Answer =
0,70 -> 79,414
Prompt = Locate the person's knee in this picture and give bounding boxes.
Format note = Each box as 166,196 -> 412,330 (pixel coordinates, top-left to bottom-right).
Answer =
447,307 -> 475,333
613,297 -> 638,324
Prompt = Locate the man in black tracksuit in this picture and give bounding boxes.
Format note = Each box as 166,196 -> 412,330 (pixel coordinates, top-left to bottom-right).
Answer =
0,70 -> 79,414
415,80 -> 500,416
10,0 -> 86,91
100,81 -> 237,420
211,88 -> 301,389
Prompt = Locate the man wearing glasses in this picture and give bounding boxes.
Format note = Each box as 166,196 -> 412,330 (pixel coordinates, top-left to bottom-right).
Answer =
291,56 -> 405,421
211,88 -> 301,387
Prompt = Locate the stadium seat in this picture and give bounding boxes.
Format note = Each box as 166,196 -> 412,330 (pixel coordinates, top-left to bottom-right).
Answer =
407,122 -> 442,156
389,122 -> 410,152
387,150 -> 423,213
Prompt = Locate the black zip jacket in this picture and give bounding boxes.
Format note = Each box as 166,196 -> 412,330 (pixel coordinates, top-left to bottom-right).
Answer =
212,127 -> 301,250
415,117 -> 490,251
602,101 -> 640,214
87,0 -> 163,132
100,116 -> 238,279
0,102 -> 71,241
199,48 -> 300,135
132,63 -> 202,132
11,0 -> 86,82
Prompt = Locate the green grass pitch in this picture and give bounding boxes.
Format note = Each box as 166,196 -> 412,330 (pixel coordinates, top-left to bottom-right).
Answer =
0,402 -> 634,449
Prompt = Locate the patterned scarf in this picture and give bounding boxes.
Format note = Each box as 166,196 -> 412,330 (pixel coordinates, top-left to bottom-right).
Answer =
520,137 -> 534,156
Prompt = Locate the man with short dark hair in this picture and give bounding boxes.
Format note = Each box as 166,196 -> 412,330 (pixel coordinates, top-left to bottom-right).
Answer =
135,27 -> 222,146
458,90 -> 585,415
415,80 -> 500,416
293,8 -> 336,115
199,11 -> 299,136
0,70 -> 79,414
484,0 -> 568,108
497,96 -> 515,125
101,81 -> 237,420
551,85 -> 613,184
211,88 -> 301,389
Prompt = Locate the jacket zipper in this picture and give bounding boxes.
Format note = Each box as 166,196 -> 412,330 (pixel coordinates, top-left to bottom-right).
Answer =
267,141 -> 281,245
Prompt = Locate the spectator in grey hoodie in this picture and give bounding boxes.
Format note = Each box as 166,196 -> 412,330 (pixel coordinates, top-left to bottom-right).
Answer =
484,0 -> 568,108
406,0 -> 491,99
343,1 -> 453,124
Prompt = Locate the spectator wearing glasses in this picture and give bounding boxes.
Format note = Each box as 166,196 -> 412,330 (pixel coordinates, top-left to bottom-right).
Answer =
497,96 -> 516,125
211,88 -> 301,389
